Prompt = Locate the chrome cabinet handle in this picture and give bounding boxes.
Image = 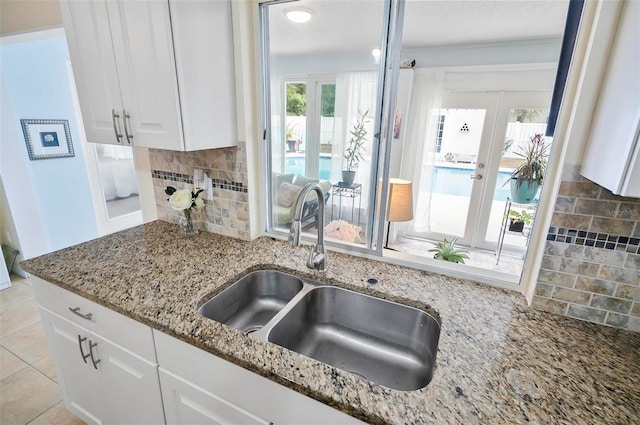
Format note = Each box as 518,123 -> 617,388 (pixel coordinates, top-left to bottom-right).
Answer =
111,109 -> 124,143
89,340 -> 101,370
123,109 -> 134,145
78,335 -> 90,363
69,307 -> 93,320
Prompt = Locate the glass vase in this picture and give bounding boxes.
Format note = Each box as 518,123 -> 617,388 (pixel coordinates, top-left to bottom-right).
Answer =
179,208 -> 198,237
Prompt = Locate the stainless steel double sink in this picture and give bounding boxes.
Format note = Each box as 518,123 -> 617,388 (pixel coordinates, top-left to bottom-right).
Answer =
198,270 -> 440,391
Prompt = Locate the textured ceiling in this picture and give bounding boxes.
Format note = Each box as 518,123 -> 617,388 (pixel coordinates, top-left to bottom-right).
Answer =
268,0 -> 570,55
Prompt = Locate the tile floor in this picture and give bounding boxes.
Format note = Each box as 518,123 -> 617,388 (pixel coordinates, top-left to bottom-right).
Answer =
0,274 -> 85,425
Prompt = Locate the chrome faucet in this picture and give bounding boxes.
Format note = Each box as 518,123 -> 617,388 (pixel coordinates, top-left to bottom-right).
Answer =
288,182 -> 327,271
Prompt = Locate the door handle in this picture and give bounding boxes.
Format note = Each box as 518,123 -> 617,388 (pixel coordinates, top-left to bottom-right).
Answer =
88,340 -> 101,370
123,109 -> 134,145
111,109 -> 124,143
78,335 -> 90,363
470,174 -> 483,180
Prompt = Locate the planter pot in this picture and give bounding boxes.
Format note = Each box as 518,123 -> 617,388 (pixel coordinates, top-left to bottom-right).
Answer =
509,178 -> 539,204
341,170 -> 356,186
508,218 -> 525,233
286,140 -> 297,152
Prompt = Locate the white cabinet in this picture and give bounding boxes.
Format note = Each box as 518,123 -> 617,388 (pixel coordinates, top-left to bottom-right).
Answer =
581,0 -> 640,198
60,0 -> 237,151
154,330 -> 365,425
33,277 -> 165,425
160,368 -> 272,425
40,309 -> 105,424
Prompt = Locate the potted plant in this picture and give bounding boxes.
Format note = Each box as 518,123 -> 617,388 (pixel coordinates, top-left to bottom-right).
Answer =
285,122 -> 299,152
504,133 -> 550,204
342,110 -> 370,186
429,237 -> 469,264
507,209 -> 533,233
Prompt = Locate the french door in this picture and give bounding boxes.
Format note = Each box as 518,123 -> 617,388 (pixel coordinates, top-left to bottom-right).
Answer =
409,90 -> 551,250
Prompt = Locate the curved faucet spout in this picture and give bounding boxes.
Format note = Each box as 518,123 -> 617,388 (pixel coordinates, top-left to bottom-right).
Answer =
288,182 -> 327,271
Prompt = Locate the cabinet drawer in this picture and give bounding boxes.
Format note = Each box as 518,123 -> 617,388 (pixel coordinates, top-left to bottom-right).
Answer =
32,276 -> 156,362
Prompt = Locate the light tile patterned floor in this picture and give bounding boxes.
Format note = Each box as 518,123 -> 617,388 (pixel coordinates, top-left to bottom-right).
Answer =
0,275 -> 85,425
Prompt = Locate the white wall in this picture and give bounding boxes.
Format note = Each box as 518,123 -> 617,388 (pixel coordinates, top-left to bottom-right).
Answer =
0,30 -> 98,258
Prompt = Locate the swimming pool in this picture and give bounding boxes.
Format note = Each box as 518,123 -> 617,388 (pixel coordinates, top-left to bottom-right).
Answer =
285,155 -> 332,181
431,166 -> 512,202
284,155 -> 512,202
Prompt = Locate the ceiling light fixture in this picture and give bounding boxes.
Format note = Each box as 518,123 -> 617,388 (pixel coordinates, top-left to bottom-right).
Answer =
371,48 -> 381,64
285,8 -> 312,23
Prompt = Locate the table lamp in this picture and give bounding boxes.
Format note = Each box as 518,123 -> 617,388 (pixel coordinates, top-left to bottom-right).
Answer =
385,178 -> 413,249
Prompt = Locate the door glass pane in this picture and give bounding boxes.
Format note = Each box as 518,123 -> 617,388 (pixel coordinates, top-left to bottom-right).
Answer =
319,83 -> 335,180
95,145 -> 141,219
265,1 -> 384,245
283,82 -> 307,175
485,108 -> 549,246
414,108 -> 485,237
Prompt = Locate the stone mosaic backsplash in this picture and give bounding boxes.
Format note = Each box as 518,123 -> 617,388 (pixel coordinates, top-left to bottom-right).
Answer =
148,145 -> 251,241
531,165 -> 640,332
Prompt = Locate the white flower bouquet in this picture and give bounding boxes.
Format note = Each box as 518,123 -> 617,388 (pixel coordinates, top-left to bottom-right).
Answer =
165,186 -> 205,212
165,186 -> 205,237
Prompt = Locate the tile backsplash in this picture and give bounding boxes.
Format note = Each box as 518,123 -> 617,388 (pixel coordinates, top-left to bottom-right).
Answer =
149,144 -> 251,240
531,165 -> 640,332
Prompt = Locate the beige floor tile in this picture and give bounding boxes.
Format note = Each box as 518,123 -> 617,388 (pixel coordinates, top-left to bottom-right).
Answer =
0,346 -> 28,380
1,322 -> 50,364
0,367 -> 62,425
0,281 -> 35,308
32,354 -> 57,384
27,402 -> 86,425
0,298 -> 41,338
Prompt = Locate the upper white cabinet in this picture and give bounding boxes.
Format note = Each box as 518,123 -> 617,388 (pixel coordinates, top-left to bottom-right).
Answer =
60,0 -> 237,151
581,0 -> 640,197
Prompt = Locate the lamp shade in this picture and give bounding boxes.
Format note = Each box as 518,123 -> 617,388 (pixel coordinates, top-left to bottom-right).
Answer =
387,178 -> 413,222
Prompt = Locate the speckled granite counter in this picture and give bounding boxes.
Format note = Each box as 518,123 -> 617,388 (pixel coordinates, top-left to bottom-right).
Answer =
22,221 -> 640,424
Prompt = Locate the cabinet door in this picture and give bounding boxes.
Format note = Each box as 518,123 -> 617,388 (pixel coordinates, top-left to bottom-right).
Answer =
59,0 -> 125,146
39,308 -> 105,425
92,336 -> 166,425
159,368 -> 271,425
106,0 -> 184,150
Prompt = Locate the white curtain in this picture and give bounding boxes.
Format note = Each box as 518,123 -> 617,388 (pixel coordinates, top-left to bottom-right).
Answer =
399,69 -> 444,234
270,75 -> 285,173
330,71 -> 378,205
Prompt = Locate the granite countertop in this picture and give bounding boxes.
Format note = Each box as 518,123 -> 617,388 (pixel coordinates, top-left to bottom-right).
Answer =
22,221 -> 640,424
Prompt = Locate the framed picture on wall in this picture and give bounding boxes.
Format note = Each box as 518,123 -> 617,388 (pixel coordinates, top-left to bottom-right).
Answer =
20,119 -> 75,161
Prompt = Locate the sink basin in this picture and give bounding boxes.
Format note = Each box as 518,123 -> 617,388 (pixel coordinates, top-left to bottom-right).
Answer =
198,270 -> 303,333
198,270 -> 440,391
267,286 -> 440,391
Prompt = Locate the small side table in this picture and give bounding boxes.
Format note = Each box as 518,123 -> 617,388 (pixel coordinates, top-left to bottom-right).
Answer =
495,197 -> 537,264
330,183 -> 362,226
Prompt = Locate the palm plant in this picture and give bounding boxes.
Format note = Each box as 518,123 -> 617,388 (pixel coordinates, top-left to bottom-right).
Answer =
505,133 -> 550,188
429,237 -> 469,264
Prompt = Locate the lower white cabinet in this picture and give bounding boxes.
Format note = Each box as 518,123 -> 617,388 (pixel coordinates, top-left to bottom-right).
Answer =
154,330 -> 365,425
160,368 -> 272,425
39,307 -> 165,425
33,277 -> 364,425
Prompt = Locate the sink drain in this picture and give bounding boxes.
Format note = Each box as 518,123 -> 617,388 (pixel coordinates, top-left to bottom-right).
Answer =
243,326 -> 262,335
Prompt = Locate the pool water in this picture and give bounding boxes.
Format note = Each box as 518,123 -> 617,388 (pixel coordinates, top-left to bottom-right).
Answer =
431,167 -> 512,202
284,155 -> 511,202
